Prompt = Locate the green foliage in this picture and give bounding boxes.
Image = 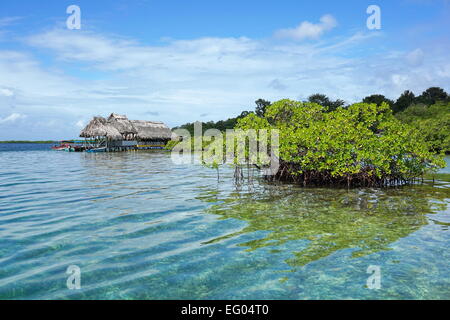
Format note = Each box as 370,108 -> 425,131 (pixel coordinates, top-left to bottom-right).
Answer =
307,93 -> 345,112
415,87 -> 449,105
391,87 -> 448,113
393,90 -> 415,113
395,101 -> 450,153
255,99 -> 271,117
235,99 -> 445,186
174,86 -> 449,163
362,94 -> 394,108
172,111 -> 253,136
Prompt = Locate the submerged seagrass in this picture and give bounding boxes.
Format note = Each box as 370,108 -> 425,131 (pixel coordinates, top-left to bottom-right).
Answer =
199,178 -> 450,268
1,146 -> 449,299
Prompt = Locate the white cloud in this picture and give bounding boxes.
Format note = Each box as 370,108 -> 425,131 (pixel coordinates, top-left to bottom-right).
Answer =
406,48 -> 424,66
0,88 -> 13,96
392,74 -> 409,86
0,22 -> 447,139
0,16 -> 22,28
274,14 -> 338,41
75,120 -> 85,128
18,29 -> 450,108
0,113 -> 26,124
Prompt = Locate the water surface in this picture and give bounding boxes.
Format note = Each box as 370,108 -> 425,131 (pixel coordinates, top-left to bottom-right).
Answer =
0,144 -> 449,299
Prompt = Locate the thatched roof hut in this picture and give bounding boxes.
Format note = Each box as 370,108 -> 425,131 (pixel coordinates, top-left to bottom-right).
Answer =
80,116 -> 122,140
107,113 -> 137,136
131,120 -> 172,140
80,113 -> 173,141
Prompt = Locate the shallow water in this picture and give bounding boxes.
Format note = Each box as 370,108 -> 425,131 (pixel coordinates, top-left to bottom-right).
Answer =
0,144 -> 449,299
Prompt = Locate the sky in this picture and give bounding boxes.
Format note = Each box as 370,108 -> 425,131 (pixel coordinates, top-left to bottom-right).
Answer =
0,0 -> 449,140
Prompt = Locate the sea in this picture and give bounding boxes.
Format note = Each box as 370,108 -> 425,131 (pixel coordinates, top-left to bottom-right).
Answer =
0,143 -> 449,299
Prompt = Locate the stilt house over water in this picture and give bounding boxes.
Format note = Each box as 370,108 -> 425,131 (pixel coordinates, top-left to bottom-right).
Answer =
80,113 -> 174,151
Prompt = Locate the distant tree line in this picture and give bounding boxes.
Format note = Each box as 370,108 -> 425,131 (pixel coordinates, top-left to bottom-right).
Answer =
361,87 -> 449,113
306,86 -> 449,114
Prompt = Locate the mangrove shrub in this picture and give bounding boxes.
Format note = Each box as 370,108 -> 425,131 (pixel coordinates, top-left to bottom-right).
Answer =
234,99 -> 445,187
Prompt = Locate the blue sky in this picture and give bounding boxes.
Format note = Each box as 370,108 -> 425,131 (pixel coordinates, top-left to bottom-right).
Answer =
0,0 -> 449,139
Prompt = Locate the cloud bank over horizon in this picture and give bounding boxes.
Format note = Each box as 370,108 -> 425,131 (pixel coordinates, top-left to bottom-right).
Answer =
0,2 -> 449,140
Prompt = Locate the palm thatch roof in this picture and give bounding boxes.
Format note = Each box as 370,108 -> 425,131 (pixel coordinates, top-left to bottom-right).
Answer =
107,113 -> 137,135
130,120 -> 172,140
79,116 -> 122,139
80,113 -> 173,141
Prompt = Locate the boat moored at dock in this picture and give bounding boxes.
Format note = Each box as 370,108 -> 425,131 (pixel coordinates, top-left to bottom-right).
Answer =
51,140 -> 86,152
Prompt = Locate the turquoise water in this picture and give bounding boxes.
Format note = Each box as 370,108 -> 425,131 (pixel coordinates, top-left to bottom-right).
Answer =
0,145 -> 449,299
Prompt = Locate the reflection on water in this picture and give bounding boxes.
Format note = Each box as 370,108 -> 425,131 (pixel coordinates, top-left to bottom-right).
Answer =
200,181 -> 449,268
0,149 -> 449,299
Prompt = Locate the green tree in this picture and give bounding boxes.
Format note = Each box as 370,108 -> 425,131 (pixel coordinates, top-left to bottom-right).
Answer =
172,110 -> 254,136
415,87 -> 448,105
393,90 -> 415,113
362,94 -> 394,107
255,99 -> 271,117
329,99 -> 346,111
238,110 -> 254,119
232,99 -> 445,186
307,93 -> 345,112
396,101 -> 450,153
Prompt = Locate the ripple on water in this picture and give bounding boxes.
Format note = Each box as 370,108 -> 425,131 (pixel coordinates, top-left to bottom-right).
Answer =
0,150 -> 449,299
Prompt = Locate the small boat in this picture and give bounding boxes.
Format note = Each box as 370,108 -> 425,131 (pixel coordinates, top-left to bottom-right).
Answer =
86,147 -> 107,153
51,143 -> 71,151
52,140 -> 86,152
